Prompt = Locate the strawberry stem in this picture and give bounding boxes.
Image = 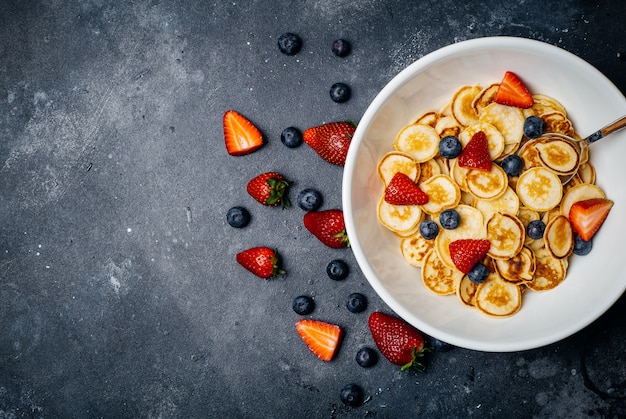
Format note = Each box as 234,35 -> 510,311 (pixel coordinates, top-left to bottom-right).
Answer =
400,346 -> 431,372
333,230 -> 350,247
266,177 -> 291,208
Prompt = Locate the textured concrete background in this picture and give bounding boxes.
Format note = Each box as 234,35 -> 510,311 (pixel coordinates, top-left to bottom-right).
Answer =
1,0 -> 625,417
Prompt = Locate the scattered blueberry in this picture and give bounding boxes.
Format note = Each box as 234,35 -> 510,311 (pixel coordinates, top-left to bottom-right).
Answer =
292,295 -> 315,315
355,347 -> 378,368
419,220 -> 439,240
277,32 -> 302,55
499,154 -> 524,177
281,126 -> 303,148
524,116 -> 544,139
438,135 -> 463,159
345,293 -> 367,313
330,82 -> 351,103
440,209 -> 460,230
296,188 -> 323,212
429,337 -> 454,352
226,206 -> 250,228
340,383 -> 364,407
526,220 -> 546,240
331,39 -> 351,57
327,259 -> 349,281
467,263 -> 489,284
573,234 -> 593,255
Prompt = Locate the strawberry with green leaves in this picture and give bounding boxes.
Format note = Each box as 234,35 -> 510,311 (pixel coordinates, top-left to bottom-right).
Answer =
223,110 -> 265,156
236,247 -> 285,279
569,198 -> 613,241
295,319 -> 343,362
449,239 -> 491,274
247,172 -> 291,208
458,130 -> 492,171
303,209 -> 349,248
303,121 -> 357,166
495,71 -> 534,109
384,172 -> 429,205
368,311 -> 429,371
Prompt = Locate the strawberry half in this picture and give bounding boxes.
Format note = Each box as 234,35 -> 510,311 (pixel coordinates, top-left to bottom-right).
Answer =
458,130 -> 492,171
384,172 -> 429,205
295,319 -> 343,362
368,311 -> 429,371
568,198 -> 613,241
494,71 -> 534,109
303,121 -> 357,166
236,247 -> 286,279
223,110 -> 264,156
247,172 -> 291,208
449,239 -> 491,274
303,209 -> 350,248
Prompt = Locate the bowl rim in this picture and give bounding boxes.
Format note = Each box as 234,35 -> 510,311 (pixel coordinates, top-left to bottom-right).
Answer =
342,36 -> 626,352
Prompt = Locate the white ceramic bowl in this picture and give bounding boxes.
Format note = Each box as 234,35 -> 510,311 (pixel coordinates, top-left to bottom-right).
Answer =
343,37 -> 626,352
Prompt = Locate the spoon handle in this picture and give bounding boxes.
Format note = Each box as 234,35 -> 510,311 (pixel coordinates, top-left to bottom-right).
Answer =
586,114 -> 626,143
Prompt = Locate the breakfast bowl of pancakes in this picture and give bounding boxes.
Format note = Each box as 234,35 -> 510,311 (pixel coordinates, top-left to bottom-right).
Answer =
342,36 -> 626,352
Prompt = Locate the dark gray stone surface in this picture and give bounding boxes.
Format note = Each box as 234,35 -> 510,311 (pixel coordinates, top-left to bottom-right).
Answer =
1,0 -> 625,417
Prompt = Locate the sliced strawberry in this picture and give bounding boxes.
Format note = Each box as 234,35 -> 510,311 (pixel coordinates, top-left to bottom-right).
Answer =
223,110 -> 264,156
568,198 -> 613,241
449,239 -> 491,274
458,131 -> 492,171
295,319 -> 343,362
384,172 -> 429,205
494,71 -> 534,109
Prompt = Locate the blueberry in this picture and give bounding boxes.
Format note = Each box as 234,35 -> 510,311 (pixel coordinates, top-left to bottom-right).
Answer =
573,234 -> 593,255
296,188 -> 323,212
467,263 -> 489,284
345,293 -> 367,313
226,206 -> 250,228
327,259 -> 349,281
439,135 -> 463,159
340,384 -> 364,407
429,337 -> 454,352
278,32 -> 302,55
524,116 -> 544,139
330,82 -> 351,103
355,347 -> 378,368
526,220 -> 546,240
292,295 -> 315,315
439,209 -> 460,230
281,126 -> 303,148
499,154 -> 523,177
419,220 -> 439,240
331,39 -> 351,57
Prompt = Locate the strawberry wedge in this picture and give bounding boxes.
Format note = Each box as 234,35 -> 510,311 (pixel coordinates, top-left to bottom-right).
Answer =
569,198 -> 613,241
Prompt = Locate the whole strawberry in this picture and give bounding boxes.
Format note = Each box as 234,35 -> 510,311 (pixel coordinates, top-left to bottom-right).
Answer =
368,311 -> 429,371
236,247 -> 286,279
303,209 -> 349,248
247,172 -> 291,208
303,121 -> 357,166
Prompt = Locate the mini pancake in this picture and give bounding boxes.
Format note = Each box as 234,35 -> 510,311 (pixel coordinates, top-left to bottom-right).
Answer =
486,212 -> 525,259
377,151 -> 420,185
544,214 -> 574,259
435,115 -> 462,138
471,83 -> 499,116
516,167 -> 563,212
495,246 -> 535,284
419,174 -> 461,215
377,197 -> 423,235
458,122 -> 506,160
466,164 -> 508,201
449,158 -> 469,192
559,182 -> 606,218
473,187 -> 520,222
422,249 -> 463,295
395,123 -> 440,162
400,233 -> 434,268
414,111 -> 438,127
522,94 -> 567,118
517,207 -> 540,245
457,275 -> 479,307
418,158 -> 442,185
541,112 -> 575,137
577,162 -> 596,184
518,139 -> 543,171
451,85 -> 481,127
534,138 -> 579,175
527,247 -> 566,292
435,205 -> 486,270
475,272 -> 522,317
479,102 -> 525,145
